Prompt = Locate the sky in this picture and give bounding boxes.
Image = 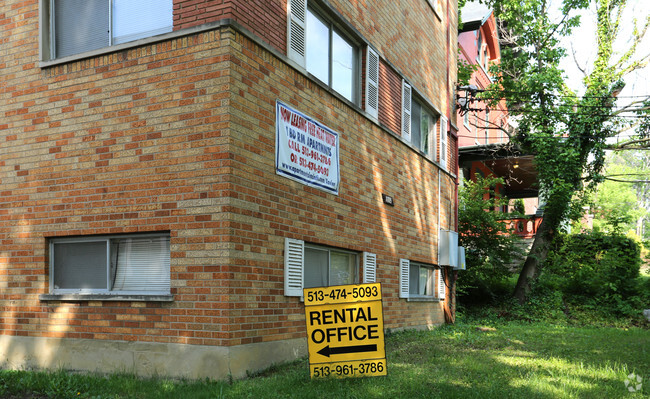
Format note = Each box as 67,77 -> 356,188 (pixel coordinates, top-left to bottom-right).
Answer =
556,0 -> 650,145
558,0 -> 650,98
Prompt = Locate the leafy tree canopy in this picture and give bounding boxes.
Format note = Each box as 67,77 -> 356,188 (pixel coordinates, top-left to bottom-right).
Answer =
471,0 -> 650,302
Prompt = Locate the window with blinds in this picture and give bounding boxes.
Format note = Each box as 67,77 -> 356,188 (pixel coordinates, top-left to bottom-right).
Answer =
399,259 -> 445,300
50,233 -> 170,295
283,238 -> 376,297
51,0 -> 173,59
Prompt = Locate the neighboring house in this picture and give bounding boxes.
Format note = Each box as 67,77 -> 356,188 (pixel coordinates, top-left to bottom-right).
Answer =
0,0 -> 459,379
457,1 -> 541,239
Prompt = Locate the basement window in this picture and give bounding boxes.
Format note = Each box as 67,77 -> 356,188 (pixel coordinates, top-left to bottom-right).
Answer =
399,259 -> 445,301
45,233 -> 171,299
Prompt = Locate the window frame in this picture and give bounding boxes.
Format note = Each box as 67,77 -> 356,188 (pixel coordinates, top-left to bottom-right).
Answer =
399,259 -> 445,301
284,238 -> 376,297
46,232 -> 171,299
304,243 -> 359,288
41,0 -> 173,62
409,262 -> 436,297
305,5 -> 360,104
410,97 -> 438,159
287,0 -> 362,105
402,82 -> 446,165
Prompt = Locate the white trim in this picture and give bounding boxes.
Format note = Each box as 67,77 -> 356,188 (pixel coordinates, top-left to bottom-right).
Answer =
401,80 -> 412,143
399,258 -> 410,298
439,115 -> 448,170
287,0 -> 307,68
365,47 -> 380,119
363,252 -> 377,283
284,238 -> 305,297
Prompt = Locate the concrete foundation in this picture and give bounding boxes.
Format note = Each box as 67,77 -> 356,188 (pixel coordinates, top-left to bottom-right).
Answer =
0,335 -> 308,380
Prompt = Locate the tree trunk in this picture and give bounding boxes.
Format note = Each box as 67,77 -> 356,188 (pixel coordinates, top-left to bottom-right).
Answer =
513,214 -> 555,303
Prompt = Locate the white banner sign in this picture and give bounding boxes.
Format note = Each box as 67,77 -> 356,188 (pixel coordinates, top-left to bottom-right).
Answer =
276,101 -> 340,195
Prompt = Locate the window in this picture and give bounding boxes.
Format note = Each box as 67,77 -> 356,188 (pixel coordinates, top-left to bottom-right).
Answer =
288,1 -> 359,103
399,259 -> 445,300
463,110 -> 470,128
304,245 -> 357,288
48,0 -> 173,59
49,233 -> 170,295
284,238 -> 376,296
411,99 -> 437,158
402,81 -> 442,162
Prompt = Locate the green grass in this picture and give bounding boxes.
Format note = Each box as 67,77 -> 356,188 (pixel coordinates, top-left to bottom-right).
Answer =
1,321 -> 648,398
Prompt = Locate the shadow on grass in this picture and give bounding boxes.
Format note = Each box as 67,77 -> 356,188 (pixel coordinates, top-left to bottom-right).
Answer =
223,322 -> 648,399
2,322 -> 647,398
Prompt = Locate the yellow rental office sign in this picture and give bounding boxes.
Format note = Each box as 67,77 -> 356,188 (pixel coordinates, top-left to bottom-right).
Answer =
303,283 -> 386,378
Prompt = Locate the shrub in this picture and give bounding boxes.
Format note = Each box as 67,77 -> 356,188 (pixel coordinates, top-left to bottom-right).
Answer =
457,175 -> 520,303
541,232 -> 644,319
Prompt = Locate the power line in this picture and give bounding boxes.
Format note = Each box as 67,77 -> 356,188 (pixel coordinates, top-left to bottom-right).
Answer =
473,88 -> 650,100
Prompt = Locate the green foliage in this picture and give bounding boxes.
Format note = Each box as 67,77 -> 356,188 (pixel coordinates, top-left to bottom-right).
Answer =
458,175 -> 520,301
537,231 -> 646,321
457,56 -> 477,87
462,230 -> 649,326
591,163 -> 646,234
512,198 -> 526,216
546,232 -> 641,297
481,0 -> 650,301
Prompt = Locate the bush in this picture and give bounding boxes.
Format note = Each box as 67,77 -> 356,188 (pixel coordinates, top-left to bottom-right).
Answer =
457,175 -> 520,303
540,231 -> 645,320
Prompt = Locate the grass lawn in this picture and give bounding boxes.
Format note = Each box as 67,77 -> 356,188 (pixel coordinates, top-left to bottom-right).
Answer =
1,320 -> 648,398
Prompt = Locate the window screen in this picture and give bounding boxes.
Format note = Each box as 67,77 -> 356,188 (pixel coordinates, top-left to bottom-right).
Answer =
54,0 -> 109,58
304,245 -> 357,288
112,0 -> 173,45
52,0 -> 173,59
53,240 -> 108,290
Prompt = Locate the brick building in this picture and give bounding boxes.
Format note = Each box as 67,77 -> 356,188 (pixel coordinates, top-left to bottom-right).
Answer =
457,2 -> 540,237
1,0 -> 459,378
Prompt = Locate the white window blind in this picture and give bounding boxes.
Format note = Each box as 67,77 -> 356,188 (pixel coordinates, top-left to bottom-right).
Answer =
112,0 -> 173,45
365,47 -> 380,119
112,236 -> 170,293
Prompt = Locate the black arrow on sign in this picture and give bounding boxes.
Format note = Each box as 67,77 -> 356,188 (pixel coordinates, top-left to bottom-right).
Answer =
317,344 -> 378,358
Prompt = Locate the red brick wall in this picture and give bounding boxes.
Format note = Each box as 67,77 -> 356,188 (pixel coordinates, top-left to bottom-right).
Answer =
1,0 -> 456,347
330,0 -> 456,117
173,0 -> 287,54
378,61 -> 403,135
226,30 -> 454,338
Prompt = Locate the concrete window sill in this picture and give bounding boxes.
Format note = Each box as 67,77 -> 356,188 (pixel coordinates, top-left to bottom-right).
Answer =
39,294 -> 174,302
